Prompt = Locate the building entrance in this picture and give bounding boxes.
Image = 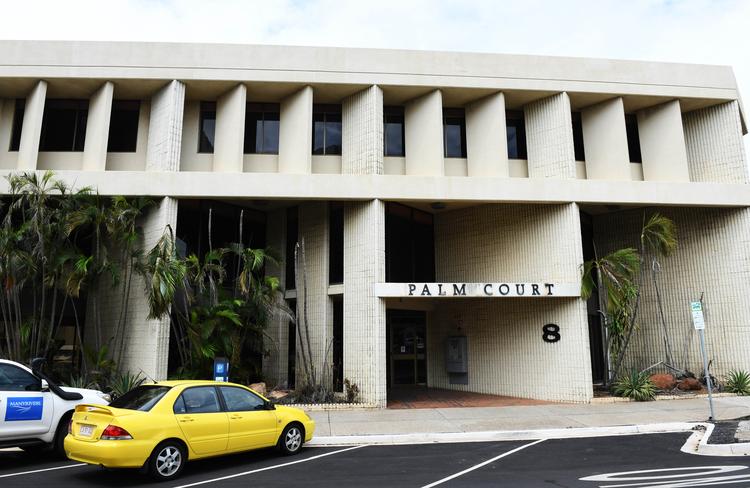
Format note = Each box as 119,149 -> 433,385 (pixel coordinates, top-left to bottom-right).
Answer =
386,310 -> 427,386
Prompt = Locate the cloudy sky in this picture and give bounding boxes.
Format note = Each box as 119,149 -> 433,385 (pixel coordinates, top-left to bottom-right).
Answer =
3,0 -> 749,147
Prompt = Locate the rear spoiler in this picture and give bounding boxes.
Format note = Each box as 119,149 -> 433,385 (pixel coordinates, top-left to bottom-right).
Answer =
74,404 -> 114,415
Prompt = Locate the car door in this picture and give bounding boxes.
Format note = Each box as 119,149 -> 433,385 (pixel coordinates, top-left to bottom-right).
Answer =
0,363 -> 54,439
173,386 -> 229,455
218,386 -> 278,451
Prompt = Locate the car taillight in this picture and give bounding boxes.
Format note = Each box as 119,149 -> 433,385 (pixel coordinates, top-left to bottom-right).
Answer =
100,424 -> 133,440
68,418 -> 73,434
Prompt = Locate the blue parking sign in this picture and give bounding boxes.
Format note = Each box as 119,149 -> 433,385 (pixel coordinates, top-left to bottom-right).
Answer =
213,357 -> 229,382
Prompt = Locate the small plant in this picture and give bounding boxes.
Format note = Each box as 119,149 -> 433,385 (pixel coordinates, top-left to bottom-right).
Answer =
65,375 -> 95,389
725,370 -> 750,395
343,379 -> 360,403
613,370 -> 657,401
109,371 -> 146,400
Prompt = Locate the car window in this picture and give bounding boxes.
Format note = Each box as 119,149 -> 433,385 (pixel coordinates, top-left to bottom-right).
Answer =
173,395 -> 186,414
109,386 -> 170,411
219,386 -> 265,412
0,364 -> 41,392
180,387 -> 221,414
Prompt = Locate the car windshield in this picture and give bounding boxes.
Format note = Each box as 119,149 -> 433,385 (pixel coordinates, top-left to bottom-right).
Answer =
109,385 -> 171,411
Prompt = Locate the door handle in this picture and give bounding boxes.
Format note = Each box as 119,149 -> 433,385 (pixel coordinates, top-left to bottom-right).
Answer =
230,415 -> 243,420
179,418 -> 195,422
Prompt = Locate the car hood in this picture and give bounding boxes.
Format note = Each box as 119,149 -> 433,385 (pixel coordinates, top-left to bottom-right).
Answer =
60,386 -> 104,396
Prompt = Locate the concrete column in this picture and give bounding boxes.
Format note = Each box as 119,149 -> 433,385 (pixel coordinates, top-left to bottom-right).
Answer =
342,85 -> 383,175
466,92 -> 508,177
82,81 -> 114,171
296,202 -> 331,386
279,86 -> 313,174
146,80 -> 185,172
636,100 -> 690,182
213,84 -> 246,172
682,100 -> 748,183
262,208 -> 289,387
17,80 -> 47,170
343,199 -> 386,407
524,92 -> 576,179
405,90 -> 444,176
581,97 -> 631,181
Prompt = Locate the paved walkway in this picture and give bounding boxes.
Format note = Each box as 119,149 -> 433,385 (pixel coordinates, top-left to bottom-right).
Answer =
309,395 -> 750,437
387,386 -> 548,409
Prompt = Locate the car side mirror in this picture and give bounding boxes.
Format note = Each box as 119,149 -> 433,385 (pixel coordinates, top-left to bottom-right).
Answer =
265,400 -> 275,411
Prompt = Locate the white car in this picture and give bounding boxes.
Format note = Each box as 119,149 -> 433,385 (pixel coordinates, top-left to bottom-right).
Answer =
0,359 -> 110,456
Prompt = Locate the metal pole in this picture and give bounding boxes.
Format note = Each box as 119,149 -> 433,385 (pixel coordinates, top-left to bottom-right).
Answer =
698,329 -> 715,421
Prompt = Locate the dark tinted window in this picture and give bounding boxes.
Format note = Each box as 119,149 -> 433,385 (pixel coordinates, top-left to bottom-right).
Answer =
384,106 -> 405,157
39,99 -> 88,151
625,114 -> 642,163
110,385 -> 170,411
506,110 -> 527,159
9,99 -> 24,151
312,105 -> 342,155
0,364 -> 40,391
244,103 -> 280,154
443,108 -> 466,158
199,102 -> 216,153
180,386 -> 221,413
219,386 -> 265,412
386,203 -> 435,283
333,299 -> 343,392
329,203 -> 344,284
108,100 -> 140,152
285,206 -> 298,289
572,112 -> 585,161
173,395 -> 186,414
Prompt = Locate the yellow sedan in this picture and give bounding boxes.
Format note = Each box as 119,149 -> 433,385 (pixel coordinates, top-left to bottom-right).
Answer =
64,380 -> 314,481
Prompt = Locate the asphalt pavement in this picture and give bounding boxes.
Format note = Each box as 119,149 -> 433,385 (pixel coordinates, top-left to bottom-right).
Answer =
2,432 -> 750,487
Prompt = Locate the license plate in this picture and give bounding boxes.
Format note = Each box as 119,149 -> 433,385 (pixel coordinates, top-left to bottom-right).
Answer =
79,424 -> 95,437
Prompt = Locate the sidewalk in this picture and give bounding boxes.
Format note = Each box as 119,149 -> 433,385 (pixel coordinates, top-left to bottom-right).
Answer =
308,395 -> 750,437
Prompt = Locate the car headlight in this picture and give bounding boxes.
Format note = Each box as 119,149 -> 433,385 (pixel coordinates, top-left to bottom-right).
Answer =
96,391 -> 112,403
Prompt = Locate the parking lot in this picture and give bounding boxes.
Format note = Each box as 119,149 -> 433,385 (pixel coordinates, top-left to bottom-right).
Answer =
1,432 -> 749,487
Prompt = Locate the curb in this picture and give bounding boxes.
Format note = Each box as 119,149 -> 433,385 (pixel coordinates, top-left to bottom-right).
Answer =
309,422 -> 750,456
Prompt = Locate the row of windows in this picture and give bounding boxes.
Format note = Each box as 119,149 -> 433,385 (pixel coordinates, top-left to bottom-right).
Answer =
9,99 -> 140,153
7,99 -> 643,163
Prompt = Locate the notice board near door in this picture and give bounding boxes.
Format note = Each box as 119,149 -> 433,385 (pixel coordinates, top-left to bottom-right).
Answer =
446,336 -> 468,385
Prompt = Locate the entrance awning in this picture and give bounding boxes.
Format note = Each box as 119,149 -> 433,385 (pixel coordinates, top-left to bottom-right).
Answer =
374,282 -> 580,298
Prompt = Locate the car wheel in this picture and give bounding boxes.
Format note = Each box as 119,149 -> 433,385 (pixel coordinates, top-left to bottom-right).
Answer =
53,413 -> 73,458
148,441 -> 186,481
278,423 -> 304,455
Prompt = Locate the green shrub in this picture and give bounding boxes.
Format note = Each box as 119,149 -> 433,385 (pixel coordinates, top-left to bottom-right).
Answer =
613,370 -> 657,401
108,371 -> 146,400
725,370 -> 750,395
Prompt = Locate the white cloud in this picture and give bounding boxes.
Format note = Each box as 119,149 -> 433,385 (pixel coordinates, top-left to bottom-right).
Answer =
2,0 -> 749,149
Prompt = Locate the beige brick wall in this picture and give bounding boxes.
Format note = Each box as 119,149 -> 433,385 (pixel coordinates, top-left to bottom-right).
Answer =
262,208 -> 289,387
296,202 -> 333,386
343,200 -> 387,406
683,101 -> 748,184
342,85 -> 383,175
593,206 -> 750,378
432,203 -> 592,402
524,92 -> 576,179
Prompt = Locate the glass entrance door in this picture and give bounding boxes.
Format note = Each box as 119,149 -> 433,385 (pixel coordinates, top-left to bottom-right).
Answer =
387,311 -> 427,386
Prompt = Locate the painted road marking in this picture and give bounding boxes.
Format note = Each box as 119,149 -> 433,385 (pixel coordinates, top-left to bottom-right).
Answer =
0,462 -> 86,478
419,438 -> 547,488
171,445 -> 367,488
579,465 -> 750,487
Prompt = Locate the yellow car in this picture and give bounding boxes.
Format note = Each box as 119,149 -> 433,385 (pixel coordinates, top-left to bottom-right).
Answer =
64,380 -> 314,481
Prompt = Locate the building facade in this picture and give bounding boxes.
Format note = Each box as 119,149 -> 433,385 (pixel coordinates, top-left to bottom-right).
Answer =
0,41 -> 748,407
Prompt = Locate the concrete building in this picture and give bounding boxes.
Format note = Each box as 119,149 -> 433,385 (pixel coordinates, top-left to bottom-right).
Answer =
0,41 -> 748,407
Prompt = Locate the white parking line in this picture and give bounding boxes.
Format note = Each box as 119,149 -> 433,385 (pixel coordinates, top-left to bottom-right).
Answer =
420,438 -> 547,488
0,463 -> 86,478
171,445 -> 366,488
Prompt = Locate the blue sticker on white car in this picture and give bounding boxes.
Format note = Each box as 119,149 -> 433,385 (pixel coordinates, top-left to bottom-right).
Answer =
4,397 -> 44,421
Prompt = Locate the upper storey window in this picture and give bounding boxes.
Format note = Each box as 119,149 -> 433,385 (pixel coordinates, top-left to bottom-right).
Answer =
443,108 -> 466,158
572,112 -> 585,161
40,99 -> 88,152
384,106 -> 405,157
108,100 -> 140,152
312,104 -> 342,155
9,99 -> 24,151
625,114 -> 642,163
506,110 -> 527,159
199,102 -> 216,153
245,103 -> 280,154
